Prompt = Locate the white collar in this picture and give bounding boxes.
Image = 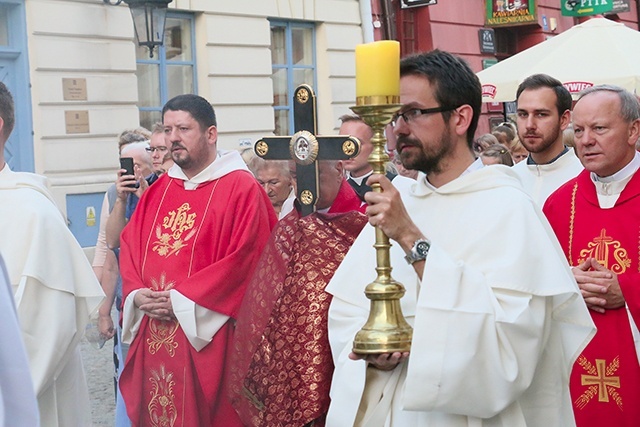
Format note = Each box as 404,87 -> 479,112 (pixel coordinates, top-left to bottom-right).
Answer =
347,170 -> 373,186
422,158 -> 484,191
591,151 -> 640,184
590,151 -> 640,208
167,150 -> 249,190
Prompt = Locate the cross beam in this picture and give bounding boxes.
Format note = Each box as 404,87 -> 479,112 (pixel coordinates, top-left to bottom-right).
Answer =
255,84 -> 360,216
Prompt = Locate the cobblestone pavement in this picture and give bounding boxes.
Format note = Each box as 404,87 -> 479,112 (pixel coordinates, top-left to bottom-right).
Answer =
81,332 -> 116,426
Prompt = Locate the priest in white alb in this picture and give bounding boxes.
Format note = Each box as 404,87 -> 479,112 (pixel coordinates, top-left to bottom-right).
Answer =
326,49 -> 595,427
0,82 -> 104,426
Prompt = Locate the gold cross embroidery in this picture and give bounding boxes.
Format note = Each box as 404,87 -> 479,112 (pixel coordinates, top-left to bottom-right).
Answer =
581,359 -> 620,402
575,355 -> 623,411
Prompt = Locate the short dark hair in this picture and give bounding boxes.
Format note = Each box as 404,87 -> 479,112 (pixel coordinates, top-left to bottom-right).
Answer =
516,74 -> 572,116
400,49 -> 482,147
162,94 -> 217,130
0,82 -> 15,143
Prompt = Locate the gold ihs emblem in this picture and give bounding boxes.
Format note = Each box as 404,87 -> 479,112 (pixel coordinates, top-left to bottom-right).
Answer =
153,203 -> 197,257
578,229 -> 631,274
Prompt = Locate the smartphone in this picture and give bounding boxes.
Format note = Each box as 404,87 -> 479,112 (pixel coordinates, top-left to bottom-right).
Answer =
119,157 -> 137,188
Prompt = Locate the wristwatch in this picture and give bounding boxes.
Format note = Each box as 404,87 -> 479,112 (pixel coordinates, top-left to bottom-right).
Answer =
404,238 -> 431,265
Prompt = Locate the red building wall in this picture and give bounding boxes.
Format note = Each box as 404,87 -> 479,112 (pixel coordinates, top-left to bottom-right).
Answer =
372,0 -> 639,138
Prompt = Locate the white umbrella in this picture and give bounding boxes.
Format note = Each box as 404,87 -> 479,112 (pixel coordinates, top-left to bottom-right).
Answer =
477,18 -> 640,102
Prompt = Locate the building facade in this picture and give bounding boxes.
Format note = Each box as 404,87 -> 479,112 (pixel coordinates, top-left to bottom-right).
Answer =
2,0 -> 639,246
3,0 -> 373,247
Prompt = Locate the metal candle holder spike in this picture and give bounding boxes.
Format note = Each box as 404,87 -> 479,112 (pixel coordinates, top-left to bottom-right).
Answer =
350,95 -> 413,354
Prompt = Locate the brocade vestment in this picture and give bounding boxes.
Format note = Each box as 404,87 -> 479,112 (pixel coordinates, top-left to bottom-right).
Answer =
0,165 -> 104,427
119,152 -> 276,427
327,167 -> 595,427
229,178 -> 366,426
544,169 -> 640,427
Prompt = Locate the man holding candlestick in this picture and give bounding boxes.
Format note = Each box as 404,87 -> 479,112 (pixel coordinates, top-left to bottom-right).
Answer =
326,49 -> 595,426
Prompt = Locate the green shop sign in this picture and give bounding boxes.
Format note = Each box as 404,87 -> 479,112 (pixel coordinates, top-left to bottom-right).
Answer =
561,0 -> 614,17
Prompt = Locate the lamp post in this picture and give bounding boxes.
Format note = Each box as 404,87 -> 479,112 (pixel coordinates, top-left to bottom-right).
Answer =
103,0 -> 173,58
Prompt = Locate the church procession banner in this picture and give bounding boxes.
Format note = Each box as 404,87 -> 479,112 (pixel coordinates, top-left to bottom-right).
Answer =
485,0 -> 537,26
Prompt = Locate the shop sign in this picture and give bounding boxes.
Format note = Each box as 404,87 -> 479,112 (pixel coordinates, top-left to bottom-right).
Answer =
561,0 -> 614,17
485,0 -> 537,27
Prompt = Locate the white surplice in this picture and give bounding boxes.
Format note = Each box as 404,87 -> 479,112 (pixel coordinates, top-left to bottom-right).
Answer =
511,147 -> 583,206
0,254 -> 39,426
326,166 -> 595,427
0,165 -> 104,427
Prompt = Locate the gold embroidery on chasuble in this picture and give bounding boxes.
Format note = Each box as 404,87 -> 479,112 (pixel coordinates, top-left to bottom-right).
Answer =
148,365 -> 178,427
146,273 -> 179,357
568,183 -> 631,273
575,355 -> 622,411
578,229 -> 631,274
153,202 -> 197,257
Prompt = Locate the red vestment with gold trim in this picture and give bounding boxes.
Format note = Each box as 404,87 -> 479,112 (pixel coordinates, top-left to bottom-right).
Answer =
229,179 -> 366,426
544,170 -> 640,427
119,170 -> 276,427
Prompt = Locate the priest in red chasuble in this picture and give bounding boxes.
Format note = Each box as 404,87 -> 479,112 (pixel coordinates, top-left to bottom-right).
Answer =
118,94 -> 277,427
544,85 -> 640,427
229,159 -> 367,426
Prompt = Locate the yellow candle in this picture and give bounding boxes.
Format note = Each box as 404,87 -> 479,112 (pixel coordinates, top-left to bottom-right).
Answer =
355,40 -> 400,99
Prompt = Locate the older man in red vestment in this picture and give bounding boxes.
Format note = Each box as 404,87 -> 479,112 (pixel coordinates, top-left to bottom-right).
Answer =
229,159 -> 367,427
544,85 -> 640,427
119,94 -> 277,427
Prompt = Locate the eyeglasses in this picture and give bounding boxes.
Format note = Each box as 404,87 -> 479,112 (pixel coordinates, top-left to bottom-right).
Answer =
391,105 -> 460,127
145,146 -> 168,153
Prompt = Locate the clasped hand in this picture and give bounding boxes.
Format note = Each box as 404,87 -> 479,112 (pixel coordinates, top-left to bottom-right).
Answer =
572,257 -> 624,313
134,288 -> 176,322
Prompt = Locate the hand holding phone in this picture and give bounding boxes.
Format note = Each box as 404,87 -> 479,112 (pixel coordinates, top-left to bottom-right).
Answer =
119,157 -> 138,188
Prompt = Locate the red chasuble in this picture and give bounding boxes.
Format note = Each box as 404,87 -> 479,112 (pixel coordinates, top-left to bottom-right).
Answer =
544,170 -> 640,427
229,179 -> 366,427
119,170 -> 276,427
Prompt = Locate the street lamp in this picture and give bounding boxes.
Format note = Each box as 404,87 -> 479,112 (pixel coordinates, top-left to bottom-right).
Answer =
103,0 -> 173,58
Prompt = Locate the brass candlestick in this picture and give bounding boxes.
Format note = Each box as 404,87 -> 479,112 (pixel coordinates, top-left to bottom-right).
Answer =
350,95 -> 413,354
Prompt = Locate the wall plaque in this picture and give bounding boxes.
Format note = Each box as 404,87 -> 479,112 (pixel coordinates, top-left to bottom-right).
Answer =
62,78 -> 87,101
65,110 -> 90,134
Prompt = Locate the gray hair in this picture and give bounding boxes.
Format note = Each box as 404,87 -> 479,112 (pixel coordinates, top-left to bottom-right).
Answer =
121,140 -> 150,157
248,157 -> 290,179
578,85 -> 640,123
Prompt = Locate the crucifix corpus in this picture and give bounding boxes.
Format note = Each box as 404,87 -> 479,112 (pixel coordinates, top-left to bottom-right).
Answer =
254,84 -> 361,216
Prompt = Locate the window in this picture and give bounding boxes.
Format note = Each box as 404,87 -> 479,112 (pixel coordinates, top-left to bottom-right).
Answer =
270,21 -> 316,135
0,7 -> 9,46
136,13 -> 197,131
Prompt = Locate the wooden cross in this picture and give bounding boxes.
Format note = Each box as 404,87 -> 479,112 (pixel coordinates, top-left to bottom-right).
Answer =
255,84 -> 360,216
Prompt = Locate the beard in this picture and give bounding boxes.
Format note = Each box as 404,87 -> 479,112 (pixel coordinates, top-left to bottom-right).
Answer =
397,130 -> 454,174
171,142 -> 190,168
517,123 -> 561,154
